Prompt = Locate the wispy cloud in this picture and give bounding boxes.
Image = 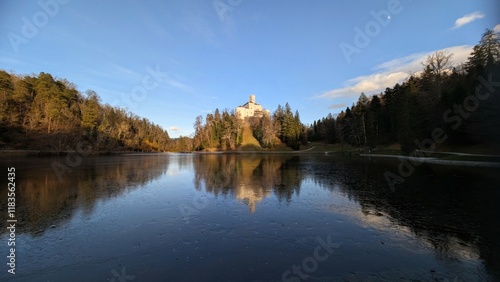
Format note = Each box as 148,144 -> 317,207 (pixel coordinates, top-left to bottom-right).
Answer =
93,63 -> 193,93
374,45 -> 472,73
149,70 -> 193,93
183,10 -> 217,45
452,11 -> 484,29
0,56 -> 24,66
211,0 -> 242,35
85,67 -> 117,79
169,126 -> 182,132
79,14 -> 99,26
182,1 -> 241,45
108,63 -> 141,79
84,85 -> 128,100
328,103 -> 348,110
316,45 -> 473,100
162,75 -> 193,92
140,13 -> 171,39
494,24 -> 500,34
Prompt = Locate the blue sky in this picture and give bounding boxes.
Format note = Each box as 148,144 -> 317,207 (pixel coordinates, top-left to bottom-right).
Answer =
1,0 -> 499,138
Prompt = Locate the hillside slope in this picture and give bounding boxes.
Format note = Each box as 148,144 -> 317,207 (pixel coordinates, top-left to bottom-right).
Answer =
238,123 -> 263,151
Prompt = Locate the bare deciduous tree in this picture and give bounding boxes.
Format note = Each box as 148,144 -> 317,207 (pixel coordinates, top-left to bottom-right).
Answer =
423,50 -> 453,76
422,50 -> 453,99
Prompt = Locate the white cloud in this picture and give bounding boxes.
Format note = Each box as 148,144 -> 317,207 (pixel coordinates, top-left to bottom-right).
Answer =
493,24 -> 500,34
316,45 -> 473,100
317,72 -> 408,99
169,126 -> 182,132
453,11 -> 485,29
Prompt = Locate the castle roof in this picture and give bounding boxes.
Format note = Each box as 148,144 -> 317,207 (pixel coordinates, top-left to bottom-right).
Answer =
239,101 -> 261,108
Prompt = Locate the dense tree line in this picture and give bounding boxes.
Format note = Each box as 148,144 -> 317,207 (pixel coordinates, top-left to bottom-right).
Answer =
271,103 -> 307,150
0,72 -> 170,151
248,113 -> 278,148
308,29 -> 500,153
192,108 -> 243,151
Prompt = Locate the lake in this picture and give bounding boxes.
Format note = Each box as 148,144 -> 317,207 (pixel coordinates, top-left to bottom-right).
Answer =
0,153 -> 499,281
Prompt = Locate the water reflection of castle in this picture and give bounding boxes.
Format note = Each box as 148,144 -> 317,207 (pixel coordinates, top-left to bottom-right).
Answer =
233,156 -> 271,213
235,183 -> 269,213
193,154 -> 301,212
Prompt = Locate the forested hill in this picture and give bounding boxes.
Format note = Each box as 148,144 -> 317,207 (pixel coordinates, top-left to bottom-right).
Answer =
0,72 -> 171,152
308,29 -> 500,154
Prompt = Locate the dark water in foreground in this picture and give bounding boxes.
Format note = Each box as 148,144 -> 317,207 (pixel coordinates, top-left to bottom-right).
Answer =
0,153 -> 499,281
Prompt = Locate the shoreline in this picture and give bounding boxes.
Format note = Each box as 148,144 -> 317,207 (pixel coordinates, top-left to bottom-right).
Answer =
3,148 -> 500,164
0,149 -> 147,157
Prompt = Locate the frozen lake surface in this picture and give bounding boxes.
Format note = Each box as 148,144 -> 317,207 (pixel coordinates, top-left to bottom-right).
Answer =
1,153 -> 499,281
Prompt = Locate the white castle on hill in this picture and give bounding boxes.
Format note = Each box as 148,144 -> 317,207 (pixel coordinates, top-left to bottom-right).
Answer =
236,95 -> 270,120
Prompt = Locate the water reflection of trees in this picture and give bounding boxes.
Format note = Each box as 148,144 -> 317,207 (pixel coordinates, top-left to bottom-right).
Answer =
0,155 -> 170,236
193,154 -> 302,212
304,156 -> 500,280
192,153 -> 500,277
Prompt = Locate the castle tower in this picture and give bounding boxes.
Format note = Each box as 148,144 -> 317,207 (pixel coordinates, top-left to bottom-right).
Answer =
249,94 -> 255,103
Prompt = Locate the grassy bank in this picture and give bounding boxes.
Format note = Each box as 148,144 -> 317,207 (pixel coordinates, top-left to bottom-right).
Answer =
359,143 -> 500,163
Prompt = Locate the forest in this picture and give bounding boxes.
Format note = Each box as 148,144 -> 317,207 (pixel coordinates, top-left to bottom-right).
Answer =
0,29 -> 499,153
0,72 -> 171,152
308,29 -> 500,153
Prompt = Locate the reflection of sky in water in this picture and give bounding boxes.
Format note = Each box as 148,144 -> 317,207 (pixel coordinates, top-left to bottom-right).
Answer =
322,191 -> 482,262
0,154 -> 497,281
